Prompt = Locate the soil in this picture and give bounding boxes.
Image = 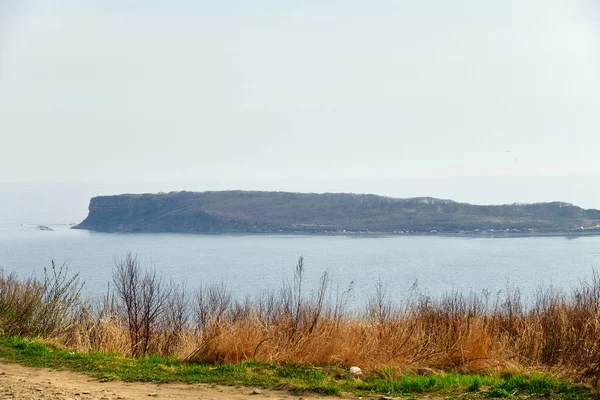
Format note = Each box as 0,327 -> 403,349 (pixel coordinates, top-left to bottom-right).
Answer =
0,362 -> 344,400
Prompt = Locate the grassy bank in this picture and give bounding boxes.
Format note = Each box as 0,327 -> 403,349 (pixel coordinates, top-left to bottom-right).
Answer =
2,254 -> 600,396
0,336 -> 589,398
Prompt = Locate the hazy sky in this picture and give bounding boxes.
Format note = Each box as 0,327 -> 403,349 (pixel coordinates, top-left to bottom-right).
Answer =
1,1 -> 600,206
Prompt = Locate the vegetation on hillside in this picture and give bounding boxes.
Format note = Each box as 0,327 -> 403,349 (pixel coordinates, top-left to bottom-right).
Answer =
74,190 -> 600,234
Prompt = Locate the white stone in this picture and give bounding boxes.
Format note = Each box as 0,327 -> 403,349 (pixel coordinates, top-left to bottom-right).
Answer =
349,366 -> 362,376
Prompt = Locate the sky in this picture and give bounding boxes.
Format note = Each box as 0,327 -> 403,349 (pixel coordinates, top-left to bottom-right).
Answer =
1,1 -> 600,208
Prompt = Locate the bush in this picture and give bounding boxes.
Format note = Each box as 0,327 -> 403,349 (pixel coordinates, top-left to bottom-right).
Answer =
0,262 -> 82,337
112,252 -> 172,357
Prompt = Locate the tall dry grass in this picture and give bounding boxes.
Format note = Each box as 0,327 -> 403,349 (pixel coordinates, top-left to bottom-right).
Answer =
4,255 -> 600,382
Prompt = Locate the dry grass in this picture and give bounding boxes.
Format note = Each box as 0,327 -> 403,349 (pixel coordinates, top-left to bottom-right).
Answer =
4,255 -> 600,383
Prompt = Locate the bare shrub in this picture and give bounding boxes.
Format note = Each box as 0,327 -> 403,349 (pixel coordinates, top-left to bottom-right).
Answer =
0,271 -> 43,336
112,252 -> 172,357
37,261 -> 84,337
157,283 -> 189,355
194,282 -> 231,334
0,262 -> 82,338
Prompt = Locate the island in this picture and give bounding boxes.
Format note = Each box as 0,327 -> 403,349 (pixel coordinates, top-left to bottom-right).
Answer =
72,190 -> 600,236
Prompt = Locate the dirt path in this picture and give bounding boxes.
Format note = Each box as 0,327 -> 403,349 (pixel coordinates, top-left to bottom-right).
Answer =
0,362 -> 347,400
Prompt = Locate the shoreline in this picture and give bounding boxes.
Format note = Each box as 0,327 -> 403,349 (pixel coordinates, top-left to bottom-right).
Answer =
71,225 -> 600,238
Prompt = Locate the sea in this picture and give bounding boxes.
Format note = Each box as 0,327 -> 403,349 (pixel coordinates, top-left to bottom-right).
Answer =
1,183 -> 599,309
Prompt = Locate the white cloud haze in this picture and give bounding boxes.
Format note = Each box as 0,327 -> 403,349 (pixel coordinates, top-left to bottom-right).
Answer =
1,0 -> 599,206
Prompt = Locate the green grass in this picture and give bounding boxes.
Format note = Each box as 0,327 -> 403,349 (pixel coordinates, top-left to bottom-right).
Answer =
0,336 -> 592,399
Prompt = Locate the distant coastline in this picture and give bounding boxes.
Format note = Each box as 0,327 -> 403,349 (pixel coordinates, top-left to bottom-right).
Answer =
73,190 -> 600,237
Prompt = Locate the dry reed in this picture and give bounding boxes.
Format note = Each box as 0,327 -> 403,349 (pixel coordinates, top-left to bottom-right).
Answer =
3,255 -> 600,382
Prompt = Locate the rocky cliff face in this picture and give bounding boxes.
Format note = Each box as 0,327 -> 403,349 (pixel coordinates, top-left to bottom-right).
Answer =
76,192 -> 263,233
74,191 -> 600,235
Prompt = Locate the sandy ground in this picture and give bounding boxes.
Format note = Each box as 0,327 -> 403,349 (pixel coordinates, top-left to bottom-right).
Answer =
0,362 -> 350,400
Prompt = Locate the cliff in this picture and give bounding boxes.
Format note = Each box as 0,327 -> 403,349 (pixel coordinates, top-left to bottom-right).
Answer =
73,191 -> 600,235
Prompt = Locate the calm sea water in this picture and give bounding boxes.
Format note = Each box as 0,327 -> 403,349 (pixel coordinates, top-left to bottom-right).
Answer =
1,184 -> 600,308
1,224 -> 599,308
